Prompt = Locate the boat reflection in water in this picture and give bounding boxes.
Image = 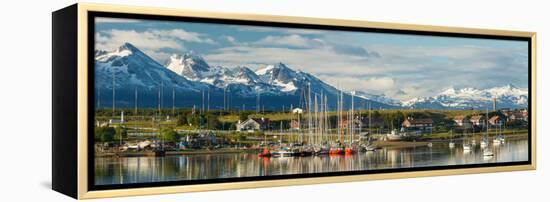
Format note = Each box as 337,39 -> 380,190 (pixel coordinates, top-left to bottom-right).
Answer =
95,139 -> 528,185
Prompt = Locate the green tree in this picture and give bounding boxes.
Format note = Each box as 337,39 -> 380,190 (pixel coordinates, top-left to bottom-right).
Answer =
114,126 -> 128,142
187,114 -> 205,127
206,114 -> 221,129
95,126 -> 115,142
176,115 -> 188,126
239,111 -> 252,121
372,110 -> 381,119
161,127 -> 180,142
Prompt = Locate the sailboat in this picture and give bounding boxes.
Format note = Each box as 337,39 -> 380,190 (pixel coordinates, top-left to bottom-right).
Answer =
330,89 -> 346,155
493,123 -> 505,145
463,124 -> 473,152
482,108 -> 493,157
258,147 -> 271,157
362,102 -> 377,152
449,129 -> 455,149
386,128 -> 402,141
344,91 -> 357,155
480,109 -> 489,148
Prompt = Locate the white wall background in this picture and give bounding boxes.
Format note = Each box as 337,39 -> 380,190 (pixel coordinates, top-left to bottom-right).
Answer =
0,0 -> 546,201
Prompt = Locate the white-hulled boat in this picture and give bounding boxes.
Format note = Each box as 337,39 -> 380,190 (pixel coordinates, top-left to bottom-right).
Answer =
480,138 -> 488,148
493,137 -> 502,145
364,144 -> 377,152
463,143 -> 472,152
386,129 -> 402,141
483,149 -> 494,156
271,147 -> 296,157
449,142 -> 455,148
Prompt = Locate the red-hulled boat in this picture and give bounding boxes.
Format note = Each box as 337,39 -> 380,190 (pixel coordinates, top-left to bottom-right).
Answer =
329,147 -> 345,155
344,147 -> 356,155
258,147 -> 271,157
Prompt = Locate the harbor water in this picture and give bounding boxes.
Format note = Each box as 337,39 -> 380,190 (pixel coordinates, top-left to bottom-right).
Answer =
95,138 -> 528,185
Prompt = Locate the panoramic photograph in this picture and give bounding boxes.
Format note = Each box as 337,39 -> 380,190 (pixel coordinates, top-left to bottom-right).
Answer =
92,17 -> 529,186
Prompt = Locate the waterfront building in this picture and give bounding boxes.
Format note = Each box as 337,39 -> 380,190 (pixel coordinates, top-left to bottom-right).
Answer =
236,117 -> 271,132
290,119 -> 301,130
488,115 -> 503,126
292,108 -> 304,114
401,117 -> 434,132
453,115 -> 471,127
470,115 -> 486,128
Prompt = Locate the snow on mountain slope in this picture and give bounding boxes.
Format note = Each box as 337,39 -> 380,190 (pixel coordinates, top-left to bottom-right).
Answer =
95,43 -> 526,110
95,43 -> 207,92
402,84 -> 528,109
164,52 -> 212,81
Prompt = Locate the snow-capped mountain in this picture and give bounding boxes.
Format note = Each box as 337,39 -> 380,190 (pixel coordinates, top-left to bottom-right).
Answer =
255,62 -> 343,96
96,42 -> 527,111
95,43 -> 207,91
165,53 -> 280,96
164,52 -> 212,81
95,43 -> 212,107
402,85 -> 528,109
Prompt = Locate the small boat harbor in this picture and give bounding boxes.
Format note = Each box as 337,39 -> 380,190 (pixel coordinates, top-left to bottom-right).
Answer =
95,88 -> 529,161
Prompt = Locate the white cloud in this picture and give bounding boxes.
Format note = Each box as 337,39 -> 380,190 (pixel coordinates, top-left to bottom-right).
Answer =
204,40 -> 527,100
150,29 -> 216,44
95,30 -> 183,52
223,36 -> 237,44
318,75 -> 396,94
95,28 -> 217,62
254,34 -> 324,48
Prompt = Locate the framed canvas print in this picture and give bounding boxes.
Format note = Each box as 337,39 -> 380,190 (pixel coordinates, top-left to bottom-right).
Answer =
52,3 -> 536,199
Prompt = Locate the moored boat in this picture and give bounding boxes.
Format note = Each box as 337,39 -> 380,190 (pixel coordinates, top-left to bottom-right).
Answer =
463,143 -> 472,152
314,146 -> 329,155
449,142 -> 455,148
300,147 -> 314,156
258,147 -> 271,157
329,147 -> 345,155
344,147 -> 356,155
483,149 -> 494,156
386,129 -> 403,141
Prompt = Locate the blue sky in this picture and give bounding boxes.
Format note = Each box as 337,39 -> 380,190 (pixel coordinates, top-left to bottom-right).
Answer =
95,17 -> 529,100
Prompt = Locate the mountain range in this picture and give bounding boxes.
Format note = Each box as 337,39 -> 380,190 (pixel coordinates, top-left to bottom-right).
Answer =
401,84 -> 528,110
94,43 -> 528,110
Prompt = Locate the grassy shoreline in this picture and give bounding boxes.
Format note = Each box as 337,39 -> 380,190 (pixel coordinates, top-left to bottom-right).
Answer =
95,133 -> 528,157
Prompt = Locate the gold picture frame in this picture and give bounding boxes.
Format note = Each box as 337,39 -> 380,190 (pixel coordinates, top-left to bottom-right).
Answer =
52,3 -> 536,199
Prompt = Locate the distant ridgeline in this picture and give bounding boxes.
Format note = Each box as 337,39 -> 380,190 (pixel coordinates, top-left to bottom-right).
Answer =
94,43 -> 528,111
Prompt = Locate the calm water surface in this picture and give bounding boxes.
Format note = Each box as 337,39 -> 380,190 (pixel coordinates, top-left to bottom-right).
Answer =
95,138 -> 528,185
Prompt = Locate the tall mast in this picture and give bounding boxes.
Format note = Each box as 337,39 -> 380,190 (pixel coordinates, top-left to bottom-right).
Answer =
486,108 -> 489,137
369,102 -> 372,136
157,85 -> 161,117
207,88 -> 210,112
338,90 -> 344,142
314,94 -> 318,145
324,94 -> 328,144
112,69 -> 115,116
351,91 -> 354,144
307,83 -> 312,144
337,89 -> 341,143
160,80 -> 164,112
172,87 -> 175,116
134,87 -> 137,115
97,87 -> 100,109
320,92 -> 324,145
